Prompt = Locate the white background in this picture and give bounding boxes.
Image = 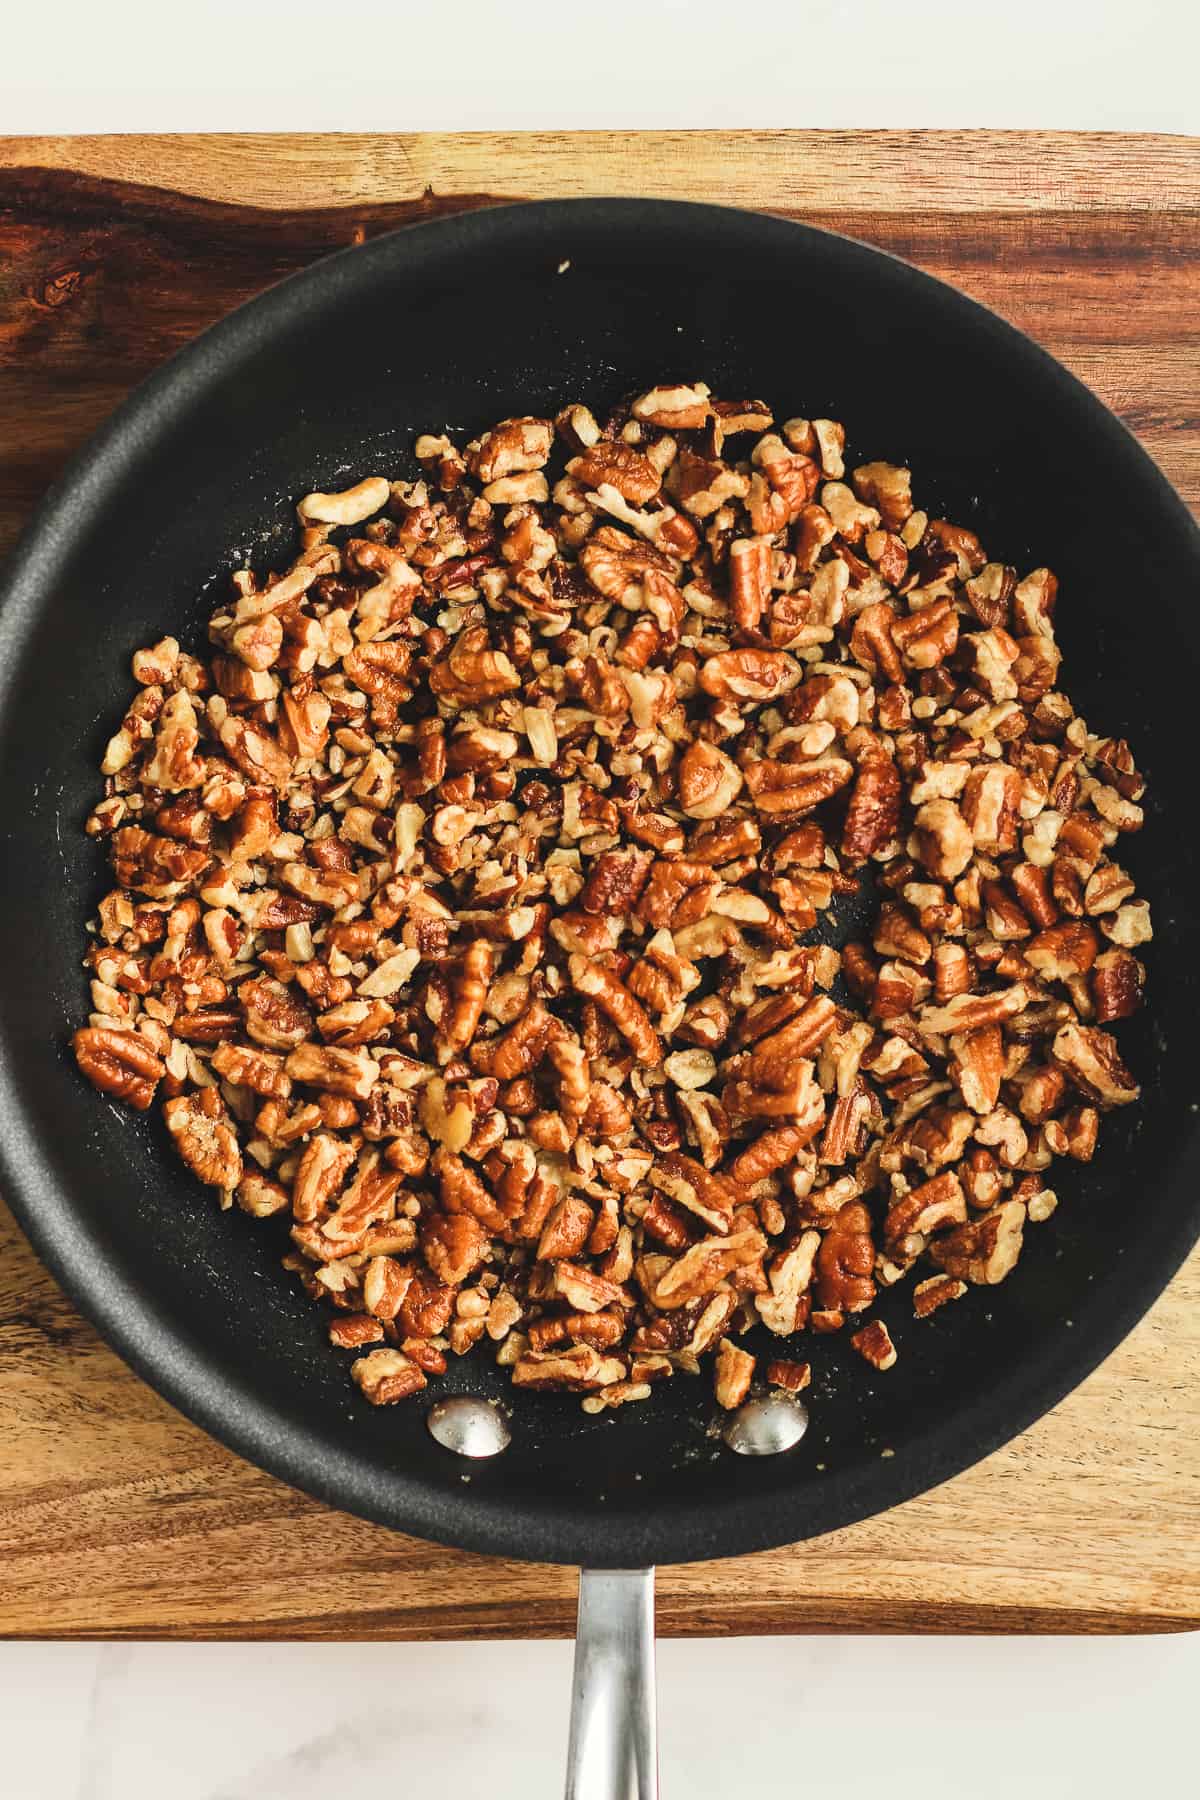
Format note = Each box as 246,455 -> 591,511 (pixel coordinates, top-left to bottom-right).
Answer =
2,2 -> 1198,1795
3,1635 -> 1198,1799
0,0 -> 1197,134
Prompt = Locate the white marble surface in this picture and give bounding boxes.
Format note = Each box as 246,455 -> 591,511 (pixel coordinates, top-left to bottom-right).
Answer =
2,4 -> 1198,1794
3,1634 -> 1197,1798
2,0 -> 1197,133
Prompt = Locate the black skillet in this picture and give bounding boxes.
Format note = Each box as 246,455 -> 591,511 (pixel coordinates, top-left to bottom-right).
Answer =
0,200 -> 1197,1797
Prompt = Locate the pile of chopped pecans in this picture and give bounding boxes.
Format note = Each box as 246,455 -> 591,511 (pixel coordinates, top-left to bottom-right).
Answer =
72,383 -> 1151,1415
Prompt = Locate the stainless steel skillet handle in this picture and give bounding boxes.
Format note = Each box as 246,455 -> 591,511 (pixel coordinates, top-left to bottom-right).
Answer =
565,1567 -> 658,1799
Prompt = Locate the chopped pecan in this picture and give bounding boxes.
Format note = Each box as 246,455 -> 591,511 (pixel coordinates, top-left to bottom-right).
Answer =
850,1319 -> 897,1371
292,1133 -> 356,1223
948,1026 -> 1004,1115
111,826 -> 210,899
928,1199 -> 1025,1285
913,799 -> 975,882
766,1358 -> 811,1394
1025,922 -> 1099,982
841,756 -> 901,864
73,383 -> 1149,1422
1091,948 -> 1145,1023
699,649 -> 802,703
884,1170 -> 967,1253
852,462 -> 913,530
651,1151 -> 737,1232
568,441 -> 661,506
728,1123 -> 810,1185
352,1348 -> 427,1405
961,765 -> 1022,855
569,954 -> 662,1065
1050,1023 -> 1139,1108
434,1147 -> 509,1234
580,849 -> 653,917
471,1002 -> 554,1078
743,756 -> 853,819
713,1338 -> 756,1409
284,1042 -> 379,1099
814,1200 -> 876,1314
917,982 -> 1030,1038
436,939 -> 495,1064
240,977 -> 313,1051
511,1345 -> 626,1391
421,1213 -> 489,1286
913,1274 -> 968,1318
72,1022 -> 165,1111
537,1193 -> 595,1261
631,383 -> 711,430
755,1230 -> 820,1335
468,417 -> 553,483
163,1087 -> 242,1189
428,627 -> 520,705
677,740 -> 744,819
727,537 -> 773,632
210,1041 -> 292,1100
643,1225 -> 766,1310
891,598 -> 958,670
329,1314 -> 385,1349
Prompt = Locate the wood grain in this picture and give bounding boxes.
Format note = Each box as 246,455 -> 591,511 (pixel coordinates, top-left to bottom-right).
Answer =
0,131 -> 1197,1639
3,131 -> 1196,212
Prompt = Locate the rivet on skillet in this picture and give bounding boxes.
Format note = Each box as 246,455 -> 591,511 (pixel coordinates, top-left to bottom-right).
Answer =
722,1395 -> 809,1456
427,1396 -> 512,1458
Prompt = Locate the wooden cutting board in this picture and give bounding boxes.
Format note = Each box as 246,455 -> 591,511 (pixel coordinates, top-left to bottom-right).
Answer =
1,131 -> 1197,1639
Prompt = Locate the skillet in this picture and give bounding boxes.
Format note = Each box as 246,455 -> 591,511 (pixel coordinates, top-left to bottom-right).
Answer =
0,199 -> 1197,1794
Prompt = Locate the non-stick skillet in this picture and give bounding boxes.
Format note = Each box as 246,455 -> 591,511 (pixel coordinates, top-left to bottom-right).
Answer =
0,200 -> 1197,1797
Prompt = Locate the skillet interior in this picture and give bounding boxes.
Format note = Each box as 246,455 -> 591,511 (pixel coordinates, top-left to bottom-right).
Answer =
0,198 -> 1197,1567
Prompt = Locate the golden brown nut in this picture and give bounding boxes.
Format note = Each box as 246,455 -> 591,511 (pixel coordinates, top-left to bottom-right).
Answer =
71,383 -> 1148,1421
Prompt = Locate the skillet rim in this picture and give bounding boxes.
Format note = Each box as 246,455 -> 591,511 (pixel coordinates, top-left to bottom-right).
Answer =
0,195 -> 1197,1569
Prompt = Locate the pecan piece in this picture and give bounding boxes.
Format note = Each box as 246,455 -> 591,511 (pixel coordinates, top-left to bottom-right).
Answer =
72,1026 -> 164,1111
841,757 -> 901,864
569,954 -> 662,1066
1050,1023 -> 1139,1108
511,1345 -> 627,1392
727,537 -> 773,632
814,1200 -> 875,1314
1091,949 -> 1145,1024
351,1348 -> 427,1405
928,1200 -> 1025,1285
698,649 -> 802,703
210,1041 -> 292,1100
677,740 -> 744,819
111,826 -> 210,899
743,756 -> 853,819
468,417 -> 553,483
713,1338 -> 756,1409
650,1151 -> 737,1232
163,1087 -> 242,1189
851,1319 -> 898,1370
755,1230 -> 820,1335
421,1213 -> 489,1287
240,976 -> 313,1051
436,939 -> 495,1064
948,1026 -> 1004,1115
471,1002 -> 553,1078
568,441 -> 661,506
284,1042 -> 380,1098
913,1275 -> 968,1318
644,1226 -> 766,1310
883,1171 -> 967,1254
